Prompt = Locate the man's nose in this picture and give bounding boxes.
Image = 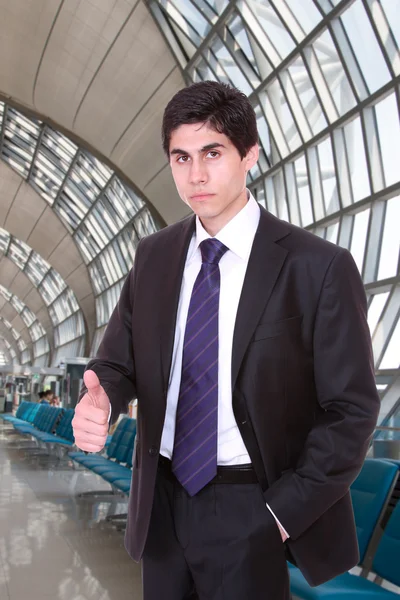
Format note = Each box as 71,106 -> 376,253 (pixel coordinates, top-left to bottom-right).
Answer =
189,161 -> 208,184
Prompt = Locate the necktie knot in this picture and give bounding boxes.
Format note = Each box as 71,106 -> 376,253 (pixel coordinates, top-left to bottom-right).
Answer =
200,238 -> 228,265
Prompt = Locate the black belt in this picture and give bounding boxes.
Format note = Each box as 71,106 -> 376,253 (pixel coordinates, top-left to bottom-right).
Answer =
158,454 -> 258,485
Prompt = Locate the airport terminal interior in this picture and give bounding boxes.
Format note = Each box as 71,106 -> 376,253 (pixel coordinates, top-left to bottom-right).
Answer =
0,0 -> 399,598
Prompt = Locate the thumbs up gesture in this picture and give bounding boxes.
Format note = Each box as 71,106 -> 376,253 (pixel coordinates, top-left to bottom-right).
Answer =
72,370 -> 111,452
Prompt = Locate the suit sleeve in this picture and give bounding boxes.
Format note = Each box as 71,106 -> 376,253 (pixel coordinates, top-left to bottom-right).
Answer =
263,248 -> 380,540
80,240 -> 143,424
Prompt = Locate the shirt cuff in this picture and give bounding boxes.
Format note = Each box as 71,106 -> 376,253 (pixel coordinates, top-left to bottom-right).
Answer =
108,405 -> 112,423
266,504 -> 289,539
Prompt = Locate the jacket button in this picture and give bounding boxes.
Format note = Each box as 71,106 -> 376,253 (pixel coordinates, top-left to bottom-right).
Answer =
149,446 -> 158,457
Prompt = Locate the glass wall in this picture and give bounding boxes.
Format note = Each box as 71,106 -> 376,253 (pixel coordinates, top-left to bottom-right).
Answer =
150,0 -> 400,419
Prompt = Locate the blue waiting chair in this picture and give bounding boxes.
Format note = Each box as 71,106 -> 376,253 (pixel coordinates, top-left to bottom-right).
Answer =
289,458 -> 399,598
13,405 -> 63,436
290,499 -> 400,598
1,401 -> 41,425
32,408 -> 75,446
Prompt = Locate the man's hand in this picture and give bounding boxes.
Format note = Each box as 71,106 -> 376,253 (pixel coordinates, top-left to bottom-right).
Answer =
277,521 -> 289,542
72,370 -> 110,452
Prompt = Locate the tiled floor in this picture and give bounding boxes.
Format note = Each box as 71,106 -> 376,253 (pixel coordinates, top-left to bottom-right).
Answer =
0,423 -> 142,600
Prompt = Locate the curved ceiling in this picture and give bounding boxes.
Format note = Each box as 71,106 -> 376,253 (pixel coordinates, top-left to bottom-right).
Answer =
0,159 -> 95,346
0,0 -> 188,226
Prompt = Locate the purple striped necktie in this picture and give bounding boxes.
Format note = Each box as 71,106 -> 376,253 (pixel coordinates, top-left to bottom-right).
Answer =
172,238 -> 228,496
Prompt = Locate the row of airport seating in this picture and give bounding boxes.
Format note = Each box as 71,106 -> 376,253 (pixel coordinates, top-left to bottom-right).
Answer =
0,401 -> 135,493
1,402 -> 400,597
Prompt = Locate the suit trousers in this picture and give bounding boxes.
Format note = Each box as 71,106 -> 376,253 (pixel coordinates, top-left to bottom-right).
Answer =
141,463 -> 291,600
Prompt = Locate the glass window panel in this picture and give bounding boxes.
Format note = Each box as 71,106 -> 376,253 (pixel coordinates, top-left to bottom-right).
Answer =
21,307 -> 36,328
84,213 -> 111,251
317,136 -> 339,215
52,338 -> 84,365
74,227 -> 98,263
263,81 -> 301,155
10,296 -> 24,313
2,108 -> 40,177
89,262 -> 107,296
96,280 -> 124,327
286,56 -> 327,136
295,155 -> 314,227
25,252 -> 50,286
83,151 -> 113,189
273,170 -> 289,221
326,221 -> 339,243
226,13 -> 261,83
350,208 -> 370,273
134,209 -> 158,238
254,102 -> 271,166
105,179 -> 140,225
343,116 -> 370,202
91,326 -> 106,356
21,349 -> 31,364
379,320 -> 400,369
118,227 -> 139,269
284,0 -> 322,35
41,270 -> 67,306
91,198 -> 122,238
30,321 -> 46,342
49,290 -> 79,325
378,196 -> 400,281
340,0 -> 391,94
17,338 -> 26,351
246,0 -> 295,61
380,0 -> 400,51
191,57 -> 218,82
72,153 -> 105,202
57,182 -> 91,230
313,29 -> 356,116
55,313 -> 84,346
210,36 -> 252,94
171,0 -> 210,38
0,285 -> 12,301
8,238 -> 31,270
76,224 -> 103,261
0,228 -> 10,253
375,92 -> 400,188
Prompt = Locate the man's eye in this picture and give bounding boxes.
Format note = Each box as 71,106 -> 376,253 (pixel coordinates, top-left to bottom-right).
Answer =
207,151 -> 219,158
177,156 -> 189,163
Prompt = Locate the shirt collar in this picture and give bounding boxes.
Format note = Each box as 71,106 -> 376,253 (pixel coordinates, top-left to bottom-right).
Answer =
191,189 -> 260,262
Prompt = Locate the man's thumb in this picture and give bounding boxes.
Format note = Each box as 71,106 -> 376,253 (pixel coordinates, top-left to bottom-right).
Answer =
84,369 -> 101,393
83,370 -> 109,411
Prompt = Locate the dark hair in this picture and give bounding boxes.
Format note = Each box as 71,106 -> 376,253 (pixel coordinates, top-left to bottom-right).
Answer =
162,81 -> 258,159
38,391 -> 45,399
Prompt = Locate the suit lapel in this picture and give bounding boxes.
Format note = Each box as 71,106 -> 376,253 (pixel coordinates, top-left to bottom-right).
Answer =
231,208 -> 290,389
159,215 -> 195,394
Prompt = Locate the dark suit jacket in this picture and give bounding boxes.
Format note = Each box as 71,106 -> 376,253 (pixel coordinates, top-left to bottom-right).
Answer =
85,206 -> 380,587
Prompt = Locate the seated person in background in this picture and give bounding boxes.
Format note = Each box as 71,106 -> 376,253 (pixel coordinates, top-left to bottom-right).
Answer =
40,390 -> 53,404
50,396 -> 60,407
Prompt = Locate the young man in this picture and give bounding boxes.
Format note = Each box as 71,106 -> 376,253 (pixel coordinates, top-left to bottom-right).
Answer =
72,81 -> 380,599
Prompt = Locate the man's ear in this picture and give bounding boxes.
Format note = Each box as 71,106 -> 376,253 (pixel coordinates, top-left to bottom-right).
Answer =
244,143 -> 259,171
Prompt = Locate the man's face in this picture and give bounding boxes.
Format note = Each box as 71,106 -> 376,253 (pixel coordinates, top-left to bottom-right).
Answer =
169,123 -> 259,235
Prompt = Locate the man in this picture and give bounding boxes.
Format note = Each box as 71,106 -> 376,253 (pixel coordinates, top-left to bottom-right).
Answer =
72,81 -> 380,599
